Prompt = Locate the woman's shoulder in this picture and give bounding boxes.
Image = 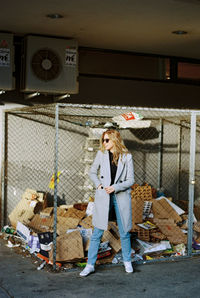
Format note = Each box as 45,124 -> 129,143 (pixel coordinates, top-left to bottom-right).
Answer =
97,149 -> 108,154
96,149 -> 103,154
96,150 -> 106,157
122,152 -> 132,160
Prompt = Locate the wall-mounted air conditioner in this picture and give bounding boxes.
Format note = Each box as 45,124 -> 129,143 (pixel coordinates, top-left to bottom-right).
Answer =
21,35 -> 79,94
0,33 -> 15,90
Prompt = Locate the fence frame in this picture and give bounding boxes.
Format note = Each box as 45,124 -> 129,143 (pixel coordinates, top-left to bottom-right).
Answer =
1,103 -> 200,269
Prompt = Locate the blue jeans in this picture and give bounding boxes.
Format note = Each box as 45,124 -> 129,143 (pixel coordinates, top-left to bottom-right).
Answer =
87,193 -> 131,265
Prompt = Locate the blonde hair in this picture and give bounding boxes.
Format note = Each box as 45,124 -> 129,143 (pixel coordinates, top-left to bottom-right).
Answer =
100,129 -> 128,165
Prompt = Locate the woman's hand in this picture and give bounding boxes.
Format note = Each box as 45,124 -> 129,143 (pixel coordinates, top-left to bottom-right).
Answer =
105,186 -> 115,194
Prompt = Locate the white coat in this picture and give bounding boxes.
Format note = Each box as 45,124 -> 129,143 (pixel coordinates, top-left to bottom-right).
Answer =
89,150 -> 134,232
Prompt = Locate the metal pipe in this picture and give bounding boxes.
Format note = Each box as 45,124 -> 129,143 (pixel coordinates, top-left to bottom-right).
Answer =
2,112 -> 8,226
158,119 -> 164,189
53,104 -> 59,270
187,112 -> 196,256
176,122 -> 182,201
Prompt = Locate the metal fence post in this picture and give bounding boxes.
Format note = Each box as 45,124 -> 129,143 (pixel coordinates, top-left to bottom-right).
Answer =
53,104 -> 59,270
158,118 -> 164,189
1,111 -> 8,227
0,109 -> 7,228
176,122 -> 182,201
187,112 -> 196,256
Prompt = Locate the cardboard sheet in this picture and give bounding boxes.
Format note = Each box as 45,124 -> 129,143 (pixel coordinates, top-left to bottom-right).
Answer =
49,230 -> 84,262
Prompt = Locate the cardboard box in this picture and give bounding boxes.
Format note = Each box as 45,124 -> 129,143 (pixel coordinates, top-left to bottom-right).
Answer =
156,222 -> 187,245
57,207 -> 68,217
59,204 -> 74,209
29,211 -> 82,234
157,197 -> 185,215
63,207 -> 86,220
152,199 -> 182,223
9,197 -> 43,229
57,216 -> 80,235
67,228 -> 93,251
8,188 -> 47,229
150,230 -> 166,241
49,230 -> 84,262
22,188 -> 46,204
40,207 -> 54,217
153,218 -> 175,225
28,214 -> 54,232
79,215 -> 93,229
194,221 -> 200,233
194,206 -> 200,221
108,221 -> 120,238
22,188 -> 40,200
43,207 -> 68,218
102,230 -> 121,252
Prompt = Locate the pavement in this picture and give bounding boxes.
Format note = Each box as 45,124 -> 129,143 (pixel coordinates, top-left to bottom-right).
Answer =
0,237 -> 200,298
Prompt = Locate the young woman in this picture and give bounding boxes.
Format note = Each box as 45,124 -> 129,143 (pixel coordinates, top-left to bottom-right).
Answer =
80,129 -> 134,277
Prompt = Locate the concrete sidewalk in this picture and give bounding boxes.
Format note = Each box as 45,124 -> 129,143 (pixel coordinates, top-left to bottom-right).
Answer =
0,238 -> 200,298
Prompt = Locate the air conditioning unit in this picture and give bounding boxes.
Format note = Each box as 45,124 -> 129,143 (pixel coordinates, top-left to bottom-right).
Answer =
21,35 -> 79,94
0,33 -> 15,90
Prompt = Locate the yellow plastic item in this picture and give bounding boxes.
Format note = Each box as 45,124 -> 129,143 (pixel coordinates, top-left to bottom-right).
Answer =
146,255 -> 153,260
49,171 -> 61,189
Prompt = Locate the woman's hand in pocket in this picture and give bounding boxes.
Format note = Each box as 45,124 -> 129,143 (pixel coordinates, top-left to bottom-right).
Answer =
97,184 -> 103,190
105,186 -> 115,194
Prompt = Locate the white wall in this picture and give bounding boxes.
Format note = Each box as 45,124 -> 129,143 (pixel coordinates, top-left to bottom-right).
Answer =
0,104 -> 25,224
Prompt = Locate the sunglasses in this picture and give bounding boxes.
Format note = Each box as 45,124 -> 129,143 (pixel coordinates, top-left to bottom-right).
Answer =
103,138 -> 110,143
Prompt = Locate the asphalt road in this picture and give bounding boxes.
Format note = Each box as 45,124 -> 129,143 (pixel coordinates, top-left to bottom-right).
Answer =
0,238 -> 200,298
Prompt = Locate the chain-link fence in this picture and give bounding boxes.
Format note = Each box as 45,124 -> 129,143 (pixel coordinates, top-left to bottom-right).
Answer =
1,103 -> 200,269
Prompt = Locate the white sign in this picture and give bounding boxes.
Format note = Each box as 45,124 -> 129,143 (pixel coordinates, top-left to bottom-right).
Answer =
0,48 -> 10,67
65,48 -> 77,66
16,221 -> 30,242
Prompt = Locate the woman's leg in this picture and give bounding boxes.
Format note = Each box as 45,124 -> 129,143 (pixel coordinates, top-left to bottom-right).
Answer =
80,225 -> 104,276
87,227 -> 104,265
112,194 -> 131,262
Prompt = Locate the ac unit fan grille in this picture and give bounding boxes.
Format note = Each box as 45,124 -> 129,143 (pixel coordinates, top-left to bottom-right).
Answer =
31,48 -> 61,81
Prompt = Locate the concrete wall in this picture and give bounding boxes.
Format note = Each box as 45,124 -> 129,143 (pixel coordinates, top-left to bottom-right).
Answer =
0,104 -> 25,224
67,48 -> 200,109
70,75 -> 200,109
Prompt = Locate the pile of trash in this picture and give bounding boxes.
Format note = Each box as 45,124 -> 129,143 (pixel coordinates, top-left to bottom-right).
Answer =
130,183 -> 200,259
2,186 -> 200,271
2,188 -> 123,270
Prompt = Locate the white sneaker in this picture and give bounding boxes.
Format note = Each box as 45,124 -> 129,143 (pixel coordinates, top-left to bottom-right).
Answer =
124,261 -> 134,273
79,264 -> 95,277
